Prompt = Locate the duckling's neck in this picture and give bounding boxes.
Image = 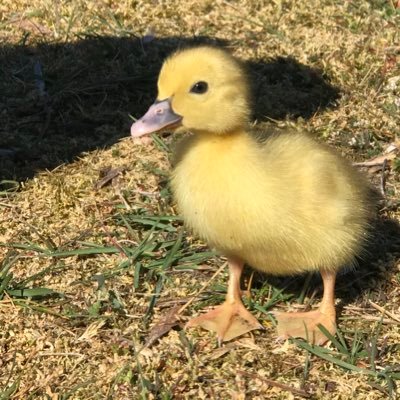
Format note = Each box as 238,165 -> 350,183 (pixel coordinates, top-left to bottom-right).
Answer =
196,129 -> 248,145
182,129 -> 255,171
172,128 -> 252,169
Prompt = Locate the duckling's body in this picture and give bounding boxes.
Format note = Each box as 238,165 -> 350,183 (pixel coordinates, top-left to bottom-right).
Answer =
130,46 -> 374,345
172,131 -> 370,275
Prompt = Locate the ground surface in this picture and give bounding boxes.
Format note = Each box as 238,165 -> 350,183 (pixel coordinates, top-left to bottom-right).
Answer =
1,1 -> 400,399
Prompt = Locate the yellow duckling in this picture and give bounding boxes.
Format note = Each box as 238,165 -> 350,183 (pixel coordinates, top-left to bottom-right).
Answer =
130,46 -> 374,345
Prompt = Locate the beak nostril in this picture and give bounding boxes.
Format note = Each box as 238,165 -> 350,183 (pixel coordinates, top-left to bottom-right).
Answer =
156,108 -> 164,115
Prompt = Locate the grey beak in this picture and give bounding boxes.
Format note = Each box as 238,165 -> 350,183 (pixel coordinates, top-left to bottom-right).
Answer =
130,99 -> 182,137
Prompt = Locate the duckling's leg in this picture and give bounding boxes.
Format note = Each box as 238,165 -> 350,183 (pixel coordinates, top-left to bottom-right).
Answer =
275,270 -> 336,345
186,258 -> 263,344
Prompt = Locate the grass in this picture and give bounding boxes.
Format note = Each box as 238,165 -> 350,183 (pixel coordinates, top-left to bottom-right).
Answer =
293,322 -> 400,398
1,0 -> 400,399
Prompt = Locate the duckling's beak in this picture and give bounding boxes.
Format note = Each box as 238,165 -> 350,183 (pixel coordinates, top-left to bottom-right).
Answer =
130,99 -> 182,137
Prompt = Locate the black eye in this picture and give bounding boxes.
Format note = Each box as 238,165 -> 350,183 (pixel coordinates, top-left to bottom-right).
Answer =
190,81 -> 208,94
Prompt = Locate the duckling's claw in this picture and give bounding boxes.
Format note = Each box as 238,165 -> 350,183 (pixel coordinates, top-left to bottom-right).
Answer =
275,309 -> 336,345
186,300 -> 263,343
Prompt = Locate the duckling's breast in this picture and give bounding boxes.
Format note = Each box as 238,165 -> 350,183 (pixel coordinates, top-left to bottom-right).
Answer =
171,132 -> 372,275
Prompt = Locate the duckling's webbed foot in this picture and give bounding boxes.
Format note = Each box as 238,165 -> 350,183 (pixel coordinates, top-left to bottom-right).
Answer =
274,270 -> 337,345
186,259 -> 263,344
186,298 -> 263,344
275,309 -> 336,345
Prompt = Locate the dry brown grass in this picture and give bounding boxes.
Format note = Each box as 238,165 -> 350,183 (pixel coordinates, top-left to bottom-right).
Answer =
1,1 -> 400,399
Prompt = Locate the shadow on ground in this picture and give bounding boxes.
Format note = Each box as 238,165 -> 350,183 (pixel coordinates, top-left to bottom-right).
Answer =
0,35 -> 340,183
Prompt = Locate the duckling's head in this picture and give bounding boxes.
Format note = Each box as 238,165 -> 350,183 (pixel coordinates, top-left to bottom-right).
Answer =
131,46 -> 251,137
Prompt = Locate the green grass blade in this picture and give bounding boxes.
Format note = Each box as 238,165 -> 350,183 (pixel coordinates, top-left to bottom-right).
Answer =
161,230 -> 183,270
2,243 -> 46,253
45,246 -> 121,258
118,212 -> 139,238
122,217 -> 177,232
0,273 -> 14,298
0,251 -> 19,278
0,378 -> 20,400
150,134 -> 170,153
134,262 -> 141,289
297,272 -> 313,304
293,338 -> 378,377
16,263 -> 68,287
144,275 -> 165,321
6,287 -> 61,299
317,324 -> 350,356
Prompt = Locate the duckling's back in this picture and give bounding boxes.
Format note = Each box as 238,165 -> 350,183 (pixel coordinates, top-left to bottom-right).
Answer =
172,131 -> 375,275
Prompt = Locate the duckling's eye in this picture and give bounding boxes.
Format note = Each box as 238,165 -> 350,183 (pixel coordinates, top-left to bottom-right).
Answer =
190,81 -> 208,94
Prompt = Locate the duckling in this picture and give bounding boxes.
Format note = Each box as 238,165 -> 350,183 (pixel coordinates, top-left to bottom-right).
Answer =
130,46 -> 375,345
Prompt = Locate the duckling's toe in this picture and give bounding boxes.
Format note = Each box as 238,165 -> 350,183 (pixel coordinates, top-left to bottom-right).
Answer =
274,309 -> 336,345
186,300 -> 263,344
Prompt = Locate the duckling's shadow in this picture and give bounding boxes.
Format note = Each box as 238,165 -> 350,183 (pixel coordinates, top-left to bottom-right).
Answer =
1,35 -> 340,183
248,215 -> 400,315
337,216 -> 400,305
248,57 -> 340,120
0,35 -> 226,182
